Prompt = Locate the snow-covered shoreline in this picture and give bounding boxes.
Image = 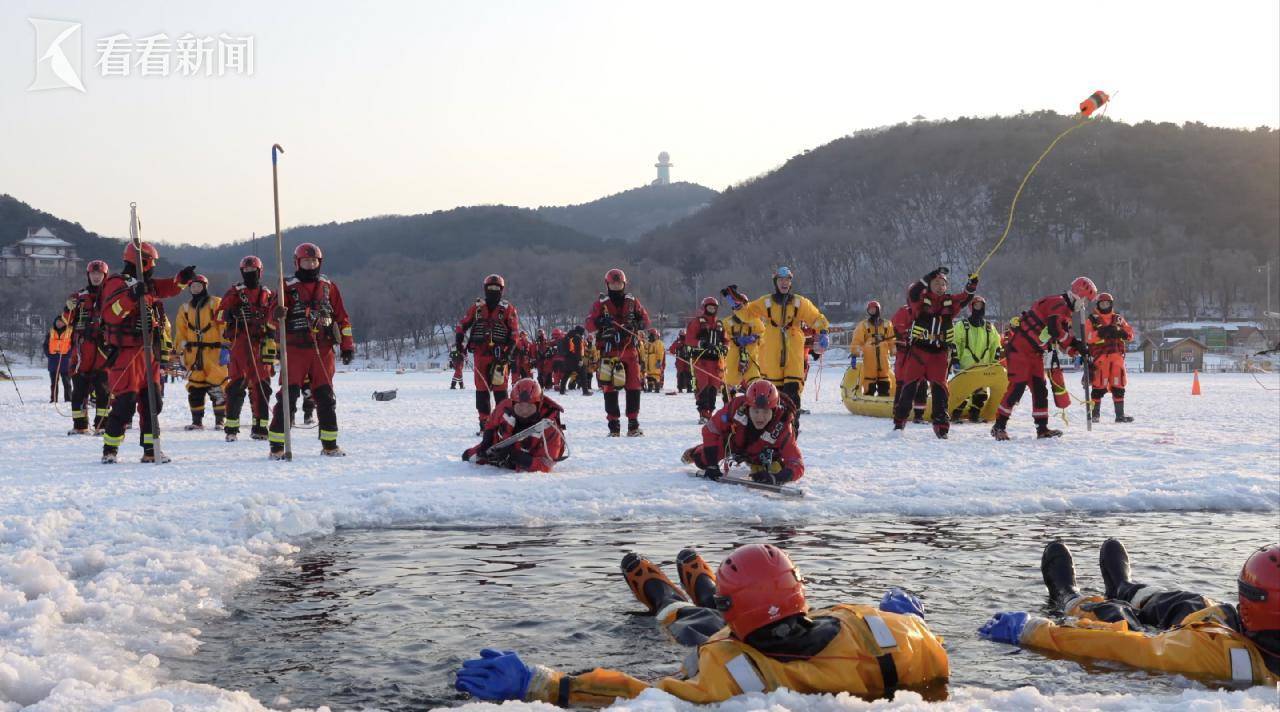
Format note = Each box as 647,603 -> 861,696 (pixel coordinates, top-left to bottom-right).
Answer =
1,368 -> 1276,710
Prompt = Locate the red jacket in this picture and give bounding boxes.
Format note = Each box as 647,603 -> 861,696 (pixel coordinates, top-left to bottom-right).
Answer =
905,280 -> 974,351
1011,294 -> 1078,355
891,305 -> 912,350
66,285 -> 104,350
280,275 -> 353,351
457,299 -> 519,357
98,273 -> 184,349
684,314 -> 724,360
1084,311 -> 1134,357
217,283 -> 277,348
466,397 -> 566,473
700,395 -> 804,481
586,293 -> 651,358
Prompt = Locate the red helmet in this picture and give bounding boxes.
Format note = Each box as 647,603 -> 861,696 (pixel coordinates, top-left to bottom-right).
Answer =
123,242 -> 159,271
510,377 -> 543,404
715,544 -> 807,638
866,300 -> 881,314
86,260 -> 109,276
293,242 -> 323,269
648,328 -> 660,338
970,295 -> 987,310
1097,292 -> 1114,303
605,268 -> 627,286
240,255 -> 263,272
745,379 -> 780,409
551,328 -> 565,339
1069,276 -> 1098,304
1239,544 -> 1280,634
484,274 -> 506,290
701,296 -> 719,311
190,274 -> 208,286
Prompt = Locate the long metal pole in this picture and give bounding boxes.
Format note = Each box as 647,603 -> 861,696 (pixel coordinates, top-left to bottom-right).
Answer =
130,203 -> 165,461
272,144 -> 292,460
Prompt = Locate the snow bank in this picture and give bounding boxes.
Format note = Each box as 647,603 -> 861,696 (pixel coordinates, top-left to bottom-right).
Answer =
0,368 -> 1276,710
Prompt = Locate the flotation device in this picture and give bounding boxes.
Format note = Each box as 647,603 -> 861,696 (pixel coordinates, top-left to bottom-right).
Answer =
841,362 -> 1008,421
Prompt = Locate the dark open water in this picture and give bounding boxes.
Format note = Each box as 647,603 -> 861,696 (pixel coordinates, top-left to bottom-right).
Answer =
169,511 -> 1275,710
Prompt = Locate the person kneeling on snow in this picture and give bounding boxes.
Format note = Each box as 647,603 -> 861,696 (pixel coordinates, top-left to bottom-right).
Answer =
681,379 -> 804,485
456,543 -> 949,705
462,377 -> 565,472
979,539 -> 1280,686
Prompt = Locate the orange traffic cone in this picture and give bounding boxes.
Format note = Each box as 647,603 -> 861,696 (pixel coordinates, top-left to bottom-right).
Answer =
1191,370 -> 1201,396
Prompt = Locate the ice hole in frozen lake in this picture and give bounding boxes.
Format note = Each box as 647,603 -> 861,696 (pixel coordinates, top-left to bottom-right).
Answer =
171,512 -> 1269,710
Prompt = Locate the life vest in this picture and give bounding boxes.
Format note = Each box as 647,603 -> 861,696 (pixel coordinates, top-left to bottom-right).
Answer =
694,316 -> 724,357
464,299 -> 514,347
1087,312 -> 1129,356
70,288 -> 103,340
909,290 -> 958,350
47,327 -> 72,355
596,293 -> 642,351
224,284 -> 274,339
101,276 -> 166,350
285,276 -> 340,344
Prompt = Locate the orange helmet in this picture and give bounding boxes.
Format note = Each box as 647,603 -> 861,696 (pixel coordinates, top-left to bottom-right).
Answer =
510,377 -> 542,404
123,242 -> 158,271
293,242 -> 323,269
715,544 -> 807,638
745,379 -> 779,410
86,259 -> 109,276
1239,544 -> 1280,634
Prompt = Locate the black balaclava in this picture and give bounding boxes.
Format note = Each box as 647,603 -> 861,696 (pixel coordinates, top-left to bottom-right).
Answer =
1098,301 -> 1114,314
242,269 -> 261,290
969,302 -> 986,327
868,308 -> 880,324
608,287 -> 626,306
189,283 -> 208,306
484,286 -> 503,309
297,266 -> 320,282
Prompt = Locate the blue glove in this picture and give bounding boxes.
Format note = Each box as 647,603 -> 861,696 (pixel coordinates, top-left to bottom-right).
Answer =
849,355 -> 858,369
879,588 -> 925,619
734,334 -> 758,348
219,346 -> 231,366
978,611 -> 1030,645
455,648 -> 532,701
817,332 -> 830,350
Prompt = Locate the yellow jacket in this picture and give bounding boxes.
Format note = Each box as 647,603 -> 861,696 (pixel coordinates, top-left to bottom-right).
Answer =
527,604 -> 948,706
643,338 -> 666,379
849,319 -> 895,382
723,312 -> 764,388
175,296 -> 229,388
739,294 -> 829,385
1021,600 -> 1277,686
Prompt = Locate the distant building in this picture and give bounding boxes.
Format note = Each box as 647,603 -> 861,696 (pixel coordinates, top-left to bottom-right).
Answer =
1,227 -> 81,278
1153,321 -> 1264,349
653,151 -> 672,186
1140,336 -> 1206,373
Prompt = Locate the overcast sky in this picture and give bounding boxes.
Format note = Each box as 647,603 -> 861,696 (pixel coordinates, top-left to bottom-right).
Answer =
2,0 -> 1277,246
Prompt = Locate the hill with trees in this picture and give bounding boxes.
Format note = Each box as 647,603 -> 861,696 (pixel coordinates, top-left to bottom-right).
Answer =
536,181 -> 717,242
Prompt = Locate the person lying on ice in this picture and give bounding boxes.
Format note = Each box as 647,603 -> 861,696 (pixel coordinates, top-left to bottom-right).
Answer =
979,539 -> 1280,686
455,543 -> 949,705
462,377 -> 565,472
680,379 -> 804,485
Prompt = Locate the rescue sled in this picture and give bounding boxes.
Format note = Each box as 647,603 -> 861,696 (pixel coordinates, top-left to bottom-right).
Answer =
840,362 -> 1008,421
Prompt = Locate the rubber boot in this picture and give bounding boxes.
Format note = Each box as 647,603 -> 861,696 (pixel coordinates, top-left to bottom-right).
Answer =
1041,540 -> 1081,610
1090,402 -> 1100,424
627,419 -> 643,437
968,406 -> 981,423
608,419 -> 621,437
1099,538 -> 1132,600
1115,401 -> 1134,423
621,552 -> 686,614
1036,426 -> 1063,438
676,548 -> 718,609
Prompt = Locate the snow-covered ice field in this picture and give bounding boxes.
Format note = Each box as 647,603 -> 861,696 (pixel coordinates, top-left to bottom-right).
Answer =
1,366 -> 1277,711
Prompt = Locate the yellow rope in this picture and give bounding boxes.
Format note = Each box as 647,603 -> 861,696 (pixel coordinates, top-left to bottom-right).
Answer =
974,117 -> 1093,276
